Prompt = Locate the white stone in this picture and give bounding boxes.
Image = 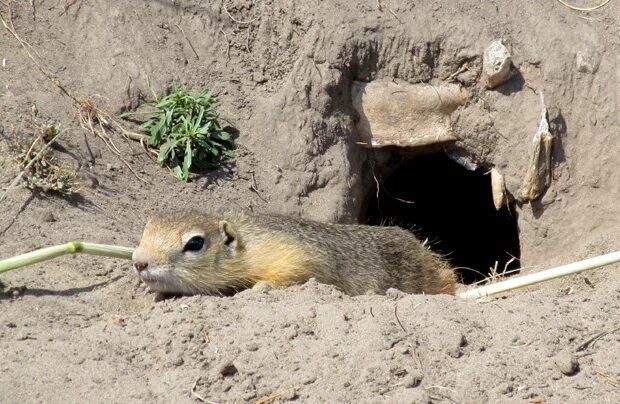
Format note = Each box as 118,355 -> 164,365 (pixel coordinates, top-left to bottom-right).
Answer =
483,40 -> 512,89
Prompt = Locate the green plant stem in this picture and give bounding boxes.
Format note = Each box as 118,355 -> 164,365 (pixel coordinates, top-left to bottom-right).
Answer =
459,250 -> 620,300
0,241 -> 134,274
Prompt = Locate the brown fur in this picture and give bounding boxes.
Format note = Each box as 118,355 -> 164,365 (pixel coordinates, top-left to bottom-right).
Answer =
132,211 -> 456,296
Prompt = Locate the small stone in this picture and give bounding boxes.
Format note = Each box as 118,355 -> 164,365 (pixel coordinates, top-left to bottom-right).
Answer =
252,281 -> 272,293
280,388 -> 298,401
576,48 -> 601,74
106,163 -> 114,171
246,342 -> 259,352
404,371 -> 422,388
499,383 -> 514,395
86,176 -> 100,189
6,322 -> 16,328
302,376 -> 317,385
554,351 -> 579,376
286,328 -> 298,340
390,366 -> 408,377
252,73 -> 268,84
218,360 -> 238,377
41,211 -> 56,223
445,334 -> 467,358
483,40 -> 512,88
170,355 -> 184,367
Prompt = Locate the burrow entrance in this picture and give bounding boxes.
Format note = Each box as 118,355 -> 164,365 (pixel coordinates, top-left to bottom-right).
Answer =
363,152 -> 521,284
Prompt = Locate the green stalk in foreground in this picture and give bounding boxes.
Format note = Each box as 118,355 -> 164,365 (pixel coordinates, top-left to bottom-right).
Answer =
0,242 -> 134,274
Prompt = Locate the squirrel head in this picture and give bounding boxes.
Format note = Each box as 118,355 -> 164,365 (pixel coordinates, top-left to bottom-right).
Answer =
132,211 -> 244,295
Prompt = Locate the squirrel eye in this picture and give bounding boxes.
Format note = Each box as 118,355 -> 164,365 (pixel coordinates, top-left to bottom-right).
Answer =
183,236 -> 205,252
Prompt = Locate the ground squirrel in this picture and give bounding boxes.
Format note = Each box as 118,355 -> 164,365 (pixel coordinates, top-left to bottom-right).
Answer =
132,211 -> 456,296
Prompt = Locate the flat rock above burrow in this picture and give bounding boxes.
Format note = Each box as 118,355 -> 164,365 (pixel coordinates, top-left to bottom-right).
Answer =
351,80 -> 468,148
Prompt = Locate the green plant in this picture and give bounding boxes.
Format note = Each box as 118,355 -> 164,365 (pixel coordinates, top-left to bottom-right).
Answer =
122,85 -> 236,181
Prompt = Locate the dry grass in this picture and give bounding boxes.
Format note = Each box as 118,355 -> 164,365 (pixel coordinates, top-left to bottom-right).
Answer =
14,123 -> 79,196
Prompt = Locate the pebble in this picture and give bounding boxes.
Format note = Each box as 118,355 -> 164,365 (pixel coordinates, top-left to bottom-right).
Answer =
41,211 -> 56,223
445,333 -> 468,358
246,342 -> 259,352
575,48 -> 601,74
170,355 -> 184,367
218,360 -> 238,377
279,387 -> 298,401
252,282 -> 272,293
404,371 -> 423,388
86,176 -> 100,189
554,351 -> 580,376
386,288 -> 407,300
483,40 -> 512,88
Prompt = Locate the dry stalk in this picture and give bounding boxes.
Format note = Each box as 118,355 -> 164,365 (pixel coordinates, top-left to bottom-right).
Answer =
394,304 -> 407,332
175,23 -> 199,60
0,130 -> 62,204
2,4 -> 147,183
79,100 -> 147,183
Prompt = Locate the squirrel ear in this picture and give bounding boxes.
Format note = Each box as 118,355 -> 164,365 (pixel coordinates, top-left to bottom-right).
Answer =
218,220 -> 239,251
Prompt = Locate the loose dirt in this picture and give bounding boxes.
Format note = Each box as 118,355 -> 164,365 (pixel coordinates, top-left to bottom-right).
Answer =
1,0 -> 618,402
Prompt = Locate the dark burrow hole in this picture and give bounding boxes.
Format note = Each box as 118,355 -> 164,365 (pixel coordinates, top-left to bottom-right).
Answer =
363,152 -> 521,284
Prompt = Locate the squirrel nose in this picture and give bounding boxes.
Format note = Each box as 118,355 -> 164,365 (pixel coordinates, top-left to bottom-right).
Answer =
134,262 -> 148,273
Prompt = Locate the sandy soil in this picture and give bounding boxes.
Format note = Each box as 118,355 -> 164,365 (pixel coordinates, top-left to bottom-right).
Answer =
0,0 -> 619,402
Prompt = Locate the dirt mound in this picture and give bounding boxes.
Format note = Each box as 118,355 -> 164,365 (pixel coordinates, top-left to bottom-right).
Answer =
1,0 -> 619,402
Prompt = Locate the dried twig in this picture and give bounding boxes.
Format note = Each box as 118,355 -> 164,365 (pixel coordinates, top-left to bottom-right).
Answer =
175,23 -> 199,60
219,29 -> 231,59
256,393 -> 281,404
190,376 -> 219,403
60,0 -> 78,15
596,369 -> 620,388
0,130 -> 61,204
376,0 -> 402,22
394,304 -> 407,332
446,62 -> 471,82
1,7 -> 79,104
369,159 -> 416,205
79,100 -> 147,183
576,327 -> 620,352
3,4 -> 146,183
248,171 -> 267,202
389,332 -> 414,349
